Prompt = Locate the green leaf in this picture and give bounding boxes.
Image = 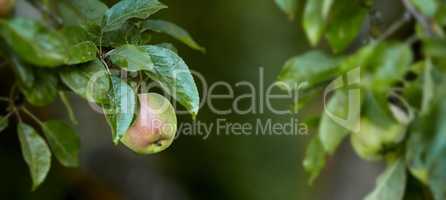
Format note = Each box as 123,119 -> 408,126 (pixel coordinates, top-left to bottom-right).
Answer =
364,91 -> 396,126
426,100 -> 446,200
421,59 -> 435,114
57,0 -> 108,26
59,26 -> 99,65
107,44 -> 154,72
404,98 -> 446,199
274,0 -> 298,19
142,45 -> 200,117
406,110 -> 435,185
17,123 -> 51,191
141,19 -> 205,52
364,159 -> 407,200
60,59 -> 110,104
371,43 -> 413,90
325,0 -> 367,52
0,116 -> 9,133
67,41 -> 98,65
303,0 -> 329,46
410,0 -> 438,17
424,38 -> 446,58
104,76 -> 137,144
337,42 -> 379,73
11,57 -> 34,88
0,19 -> 98,67
319,91 -> 360,154
103,0 -> 167,32
41,120 -> 80,167
57,26 -> 93,45
277,50 -> 341,90
303,137 -> 326,184
155,43 -> 178,53
19,70 -> 58,107
351,92 -> 406,161
101,23 -> 152,48
0,18 -> 66,67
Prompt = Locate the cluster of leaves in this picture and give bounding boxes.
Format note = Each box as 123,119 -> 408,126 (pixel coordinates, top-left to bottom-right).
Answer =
275,0 -> 446,199
0,0 -> 201,190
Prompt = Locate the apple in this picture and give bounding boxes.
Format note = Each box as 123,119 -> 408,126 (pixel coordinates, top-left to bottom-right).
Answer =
121,93 -> 177,154
0,0 -> 15,17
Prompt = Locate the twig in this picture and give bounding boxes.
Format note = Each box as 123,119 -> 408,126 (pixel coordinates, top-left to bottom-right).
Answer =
401,0 -> 434,36
59,91 -> 78,125
377,12 -> 412,42
405,34 -> 420,45
3,112 -> 13,120
21,107 -> 44,126
8,84 -> 22,122
100,56 -> 112,75
13,108 -> 21,122
99,29 -> 104,57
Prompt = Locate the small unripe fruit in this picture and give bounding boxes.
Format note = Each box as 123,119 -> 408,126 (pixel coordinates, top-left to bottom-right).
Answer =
0,0 -> 15,17
121,93 -> 177,154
